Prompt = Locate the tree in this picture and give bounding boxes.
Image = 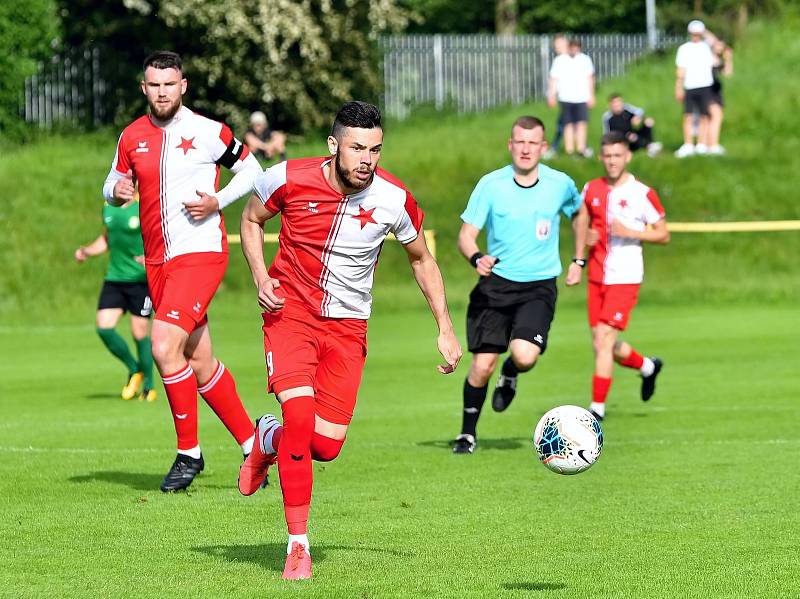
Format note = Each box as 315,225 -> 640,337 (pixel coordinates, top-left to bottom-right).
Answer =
0,1 -> 59,136
147,0 -> 411,132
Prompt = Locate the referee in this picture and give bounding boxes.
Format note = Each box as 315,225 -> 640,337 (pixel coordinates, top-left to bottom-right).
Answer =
453,116 -> 585,454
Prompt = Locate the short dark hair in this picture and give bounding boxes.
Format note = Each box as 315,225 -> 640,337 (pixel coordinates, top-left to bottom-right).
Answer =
601,131 -> 629,148
143,51 -> 183,74
331,101 -> 382,140
608,92 -> 622,102
511,115 -> 545,135
569,38 -> 582,48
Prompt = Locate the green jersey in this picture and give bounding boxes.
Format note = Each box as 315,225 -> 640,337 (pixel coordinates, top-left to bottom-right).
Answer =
103,202 -> 146,282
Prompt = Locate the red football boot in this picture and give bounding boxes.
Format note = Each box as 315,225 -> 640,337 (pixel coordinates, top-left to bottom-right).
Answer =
282,542 -> 312,580
238,415 -> 280,496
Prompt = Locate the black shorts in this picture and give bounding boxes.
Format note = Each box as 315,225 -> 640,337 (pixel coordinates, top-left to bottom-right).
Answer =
683,86 -> 714,116
466,274 -> 557,354
97,281 -> 152,317
559,102 -> 589,125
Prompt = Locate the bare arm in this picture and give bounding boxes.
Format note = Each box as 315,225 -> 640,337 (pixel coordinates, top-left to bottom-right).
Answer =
240,193 -> 284,311
611,218 -> 670,244
75,233 -> 109,262
675,67 -> 686,101
403,232 -> 462,374
587,75 -> 596,108
547,76 -> 557,107
458,222 -> 498,277
185,153 -> 262,221
723,47 -> 734,76
566,206 -> 588,286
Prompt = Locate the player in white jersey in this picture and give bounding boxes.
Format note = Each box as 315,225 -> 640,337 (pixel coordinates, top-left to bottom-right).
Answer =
102,51 -> 261,491
575,131 -> 670,420
237,101 -> 462,579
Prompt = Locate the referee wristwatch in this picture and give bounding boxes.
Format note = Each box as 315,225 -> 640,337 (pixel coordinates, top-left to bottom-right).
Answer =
572,258 -> 587,268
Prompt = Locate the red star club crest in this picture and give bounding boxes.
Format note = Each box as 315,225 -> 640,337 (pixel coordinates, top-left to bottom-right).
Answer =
618,199 -> 629,209
352,205 -> 377,229
176,136 -> 196,155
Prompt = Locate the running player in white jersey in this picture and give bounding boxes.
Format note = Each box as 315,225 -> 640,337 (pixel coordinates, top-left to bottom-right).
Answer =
574,131 -> 670,420
238,101 -> 462,579
102,51 -> 261,491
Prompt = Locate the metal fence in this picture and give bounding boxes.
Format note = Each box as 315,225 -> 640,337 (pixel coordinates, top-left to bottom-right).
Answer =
21,46 -> 110,128
380,32 -> 684,119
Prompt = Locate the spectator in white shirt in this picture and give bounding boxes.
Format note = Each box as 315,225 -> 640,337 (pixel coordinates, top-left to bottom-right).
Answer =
548,38 -> 595,158
674,20 -> 721,157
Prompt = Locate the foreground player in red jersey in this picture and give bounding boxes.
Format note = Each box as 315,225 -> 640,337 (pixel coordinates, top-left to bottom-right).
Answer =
239,101 -> 462,579
575,131 -> 670,421
102,51 -> 261,491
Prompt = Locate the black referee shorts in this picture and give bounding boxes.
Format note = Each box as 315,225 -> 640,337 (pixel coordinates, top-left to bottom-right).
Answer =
466,274 -> 557,354
683,86 -> 714,116
97,281 -> 152,317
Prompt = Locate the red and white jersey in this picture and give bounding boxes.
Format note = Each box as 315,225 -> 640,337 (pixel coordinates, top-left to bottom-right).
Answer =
253,157 -> 425,319
582,175 -> 665,285
106,106 -> 252,265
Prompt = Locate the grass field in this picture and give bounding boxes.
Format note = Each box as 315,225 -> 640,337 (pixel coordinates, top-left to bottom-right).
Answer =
2,299 -> 799,598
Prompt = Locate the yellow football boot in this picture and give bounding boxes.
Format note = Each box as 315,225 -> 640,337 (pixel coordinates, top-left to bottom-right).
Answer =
121,372 -> 144,400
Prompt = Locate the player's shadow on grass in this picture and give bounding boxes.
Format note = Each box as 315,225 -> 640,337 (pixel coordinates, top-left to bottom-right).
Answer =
194,543 -> 410,572
418,437 -> 527,451
502,582 -> 566,592
69,471 -> 163,491
84,393 -> 121,400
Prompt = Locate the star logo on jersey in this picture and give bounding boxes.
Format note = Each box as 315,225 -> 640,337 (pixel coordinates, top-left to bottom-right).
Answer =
176,136 -> 196,155
351,205 -> 377,229
618,199 -> 629,209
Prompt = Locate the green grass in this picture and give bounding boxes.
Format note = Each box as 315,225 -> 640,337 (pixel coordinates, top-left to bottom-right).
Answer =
2,19 -> 800,318
1,299 -> 799,597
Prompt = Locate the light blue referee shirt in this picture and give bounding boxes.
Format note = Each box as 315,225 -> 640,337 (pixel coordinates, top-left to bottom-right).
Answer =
461,163 -> 581,282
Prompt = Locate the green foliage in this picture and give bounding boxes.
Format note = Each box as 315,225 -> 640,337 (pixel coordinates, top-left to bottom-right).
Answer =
2,20 -> 799,321
0,1 -> 59,137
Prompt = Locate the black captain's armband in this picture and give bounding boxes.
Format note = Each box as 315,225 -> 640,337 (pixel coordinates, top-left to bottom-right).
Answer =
216,137 -> 246,168
572,258 -> 586,268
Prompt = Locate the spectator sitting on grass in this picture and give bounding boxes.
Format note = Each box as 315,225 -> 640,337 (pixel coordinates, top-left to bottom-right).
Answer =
244,111 -> 287,162
602,93 -> 662,157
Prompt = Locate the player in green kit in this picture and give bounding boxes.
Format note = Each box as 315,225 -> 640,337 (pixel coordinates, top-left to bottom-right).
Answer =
75,198 -> 156,401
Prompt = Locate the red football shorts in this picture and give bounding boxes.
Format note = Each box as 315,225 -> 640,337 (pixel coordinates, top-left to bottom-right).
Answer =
262,302 -> 368,425
588,282 -> 640,331
145,252 -> 228,334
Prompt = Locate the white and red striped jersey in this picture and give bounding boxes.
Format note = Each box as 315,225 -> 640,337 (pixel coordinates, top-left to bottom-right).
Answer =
103,106 -> 258,265
582,175 -> 666,285
253,157 -> 425,319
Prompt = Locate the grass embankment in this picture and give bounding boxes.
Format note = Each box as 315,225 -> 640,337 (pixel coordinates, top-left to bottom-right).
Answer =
1,20 -> 798,320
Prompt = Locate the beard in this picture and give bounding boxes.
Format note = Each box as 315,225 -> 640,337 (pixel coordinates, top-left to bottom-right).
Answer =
334,152 -> 374,192
148,96 -> 181,122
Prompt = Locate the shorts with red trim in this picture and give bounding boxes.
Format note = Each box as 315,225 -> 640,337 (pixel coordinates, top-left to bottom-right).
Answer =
145,252 -> 228,334
262,302 -> 368,426
588,281 -> 640,331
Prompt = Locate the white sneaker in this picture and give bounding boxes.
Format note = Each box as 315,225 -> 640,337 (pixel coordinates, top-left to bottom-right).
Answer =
581,147 -> 594,158
542,148 -> 557,160
674,143 -> 694,158
646,142 -> 663,157
695,143 -> 709,155
708,145 -> 726,155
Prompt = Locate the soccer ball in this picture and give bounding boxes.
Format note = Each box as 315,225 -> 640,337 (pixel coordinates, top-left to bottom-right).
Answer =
533,405 -> 603,475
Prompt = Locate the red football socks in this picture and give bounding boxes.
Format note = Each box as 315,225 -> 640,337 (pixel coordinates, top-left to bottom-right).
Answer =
310,432 -> 344,462
161,364 -> 199,450
592,375 -> 613,404
617,350 -> 644,370
197,361 -> 253,445
278,395 -> 315,535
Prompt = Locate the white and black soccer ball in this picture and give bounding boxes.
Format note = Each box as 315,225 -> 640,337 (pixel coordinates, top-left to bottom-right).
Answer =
533,405 -> 603,475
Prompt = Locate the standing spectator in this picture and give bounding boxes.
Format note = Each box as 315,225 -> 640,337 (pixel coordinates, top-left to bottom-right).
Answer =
708,39 -> 733,155
245,111 -> 287,162
543,34 -> 568,160
547,38 -> 595,158
602,93 -> 662,157
674,20 -> 715,158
